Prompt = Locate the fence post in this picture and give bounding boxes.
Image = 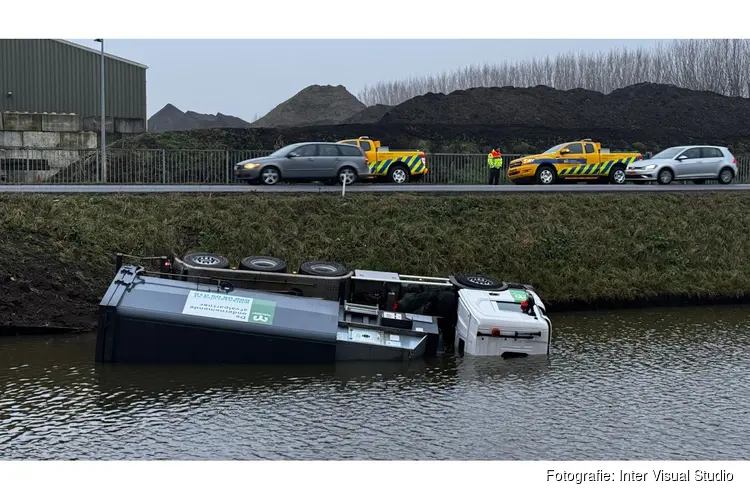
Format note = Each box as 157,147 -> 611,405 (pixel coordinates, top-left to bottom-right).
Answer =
161,150 -> 166,184
225,150 -> 230,184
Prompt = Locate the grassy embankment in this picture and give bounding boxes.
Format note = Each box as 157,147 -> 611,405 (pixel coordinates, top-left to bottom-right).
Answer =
2,192 -> 750,331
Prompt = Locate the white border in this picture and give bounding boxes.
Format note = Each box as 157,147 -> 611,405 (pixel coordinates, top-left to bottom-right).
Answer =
1,461 -> 748,499
2,1 -> 749,497
3,1 -> 750,38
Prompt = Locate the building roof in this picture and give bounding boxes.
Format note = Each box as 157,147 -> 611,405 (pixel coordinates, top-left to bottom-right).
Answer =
54,39 -> 148,69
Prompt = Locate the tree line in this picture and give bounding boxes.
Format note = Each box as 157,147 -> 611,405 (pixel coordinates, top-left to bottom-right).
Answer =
357,39 -> 750,106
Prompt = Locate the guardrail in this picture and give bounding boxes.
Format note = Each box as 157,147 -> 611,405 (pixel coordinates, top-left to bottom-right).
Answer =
1,148 -> 749,185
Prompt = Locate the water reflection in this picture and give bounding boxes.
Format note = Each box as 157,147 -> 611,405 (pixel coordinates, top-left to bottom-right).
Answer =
1,305 -> 749,460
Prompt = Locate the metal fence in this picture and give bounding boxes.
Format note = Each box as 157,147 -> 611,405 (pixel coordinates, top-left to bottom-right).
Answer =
2,148 -> 750,185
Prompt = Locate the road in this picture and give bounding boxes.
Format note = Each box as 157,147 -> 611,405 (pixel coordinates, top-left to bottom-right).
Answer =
1,183 -> 750,194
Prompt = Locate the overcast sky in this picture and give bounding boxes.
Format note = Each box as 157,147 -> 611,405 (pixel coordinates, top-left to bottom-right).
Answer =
70,39 -> 662,121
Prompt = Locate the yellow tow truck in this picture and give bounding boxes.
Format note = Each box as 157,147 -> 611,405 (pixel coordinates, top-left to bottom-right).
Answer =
337,136 -> 427,183
507,139 -> 642,185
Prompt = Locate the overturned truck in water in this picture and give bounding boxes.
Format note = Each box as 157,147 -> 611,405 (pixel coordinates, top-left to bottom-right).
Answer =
95,252 -> 552,365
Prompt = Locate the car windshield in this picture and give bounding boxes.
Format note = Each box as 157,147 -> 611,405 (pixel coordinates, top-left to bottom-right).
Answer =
542,143 -> 566,154
269,144 -> 302,157
651,146 -> 685,160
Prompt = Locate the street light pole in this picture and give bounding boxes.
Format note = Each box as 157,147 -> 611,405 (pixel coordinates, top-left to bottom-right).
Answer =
95,39 -> 106,183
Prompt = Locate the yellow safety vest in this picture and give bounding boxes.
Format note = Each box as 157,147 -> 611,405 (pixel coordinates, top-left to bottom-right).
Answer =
487,152 -> 503,168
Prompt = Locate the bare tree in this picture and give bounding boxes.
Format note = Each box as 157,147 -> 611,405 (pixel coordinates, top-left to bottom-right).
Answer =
358,39 -> 750,106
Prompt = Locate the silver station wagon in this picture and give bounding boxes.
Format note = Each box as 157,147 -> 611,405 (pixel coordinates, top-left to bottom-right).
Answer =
234,142 -> 370,186
625,145 -> 738,185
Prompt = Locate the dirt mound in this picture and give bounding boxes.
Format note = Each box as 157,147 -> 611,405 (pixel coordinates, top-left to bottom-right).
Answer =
251,85 -> 366,128
343,104 -> 394,124
379,83 -> 750,141
148,104 -> 251,132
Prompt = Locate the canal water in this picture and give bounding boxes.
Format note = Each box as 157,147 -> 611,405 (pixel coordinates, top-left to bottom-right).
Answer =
1,305 -> 749,460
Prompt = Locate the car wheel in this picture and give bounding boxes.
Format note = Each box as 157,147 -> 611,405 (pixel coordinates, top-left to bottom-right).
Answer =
239,256 -> 287,273
298,260 -> 349,277
183,252 -> 230,269
608,164 -> 626,184
718,167 -> 734,184
535,165 -> 557,185
389,165 -> 410,184
657,168 -> 674,185
454,274 -> 506,290
338,167 -> 357,185
260,166 -> 281,185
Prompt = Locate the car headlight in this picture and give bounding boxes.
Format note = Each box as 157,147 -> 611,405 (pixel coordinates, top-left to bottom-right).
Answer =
240,163 -> 261,169
522,158 -> 534,164
643,164 -> 657,170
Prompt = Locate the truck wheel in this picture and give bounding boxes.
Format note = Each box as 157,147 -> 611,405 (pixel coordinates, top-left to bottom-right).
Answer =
454,274 -> 506,290
239,255 -> 287,273
535,165 -> 557,185
608,164 -> 626,184
389,165 -> 410,184
298,260 -> 349,277
183,252 -> 230,269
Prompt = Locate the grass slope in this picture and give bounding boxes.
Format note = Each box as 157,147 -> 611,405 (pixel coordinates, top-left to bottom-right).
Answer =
1,192 -> 749,331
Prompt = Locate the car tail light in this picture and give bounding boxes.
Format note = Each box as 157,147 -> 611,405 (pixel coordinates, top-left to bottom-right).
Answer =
420,152 -> 426,164
637,155 -> 643,161
733,157 -> 737,164
491,328 -> 500,337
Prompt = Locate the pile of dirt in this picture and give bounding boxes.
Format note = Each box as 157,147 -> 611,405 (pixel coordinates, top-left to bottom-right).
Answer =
379,83 -> 750,140
148,104 -> 251,132
250,85 -> 366,128
342,104 -> 394,124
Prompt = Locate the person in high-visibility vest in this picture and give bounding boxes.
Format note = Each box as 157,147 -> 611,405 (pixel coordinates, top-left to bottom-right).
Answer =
487,148 -> 503,185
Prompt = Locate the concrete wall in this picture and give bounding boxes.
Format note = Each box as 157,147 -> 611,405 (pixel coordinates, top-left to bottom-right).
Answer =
0,111 -> 142,183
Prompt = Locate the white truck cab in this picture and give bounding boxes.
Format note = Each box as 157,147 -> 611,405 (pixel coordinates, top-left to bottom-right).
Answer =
455,288 -> 551,357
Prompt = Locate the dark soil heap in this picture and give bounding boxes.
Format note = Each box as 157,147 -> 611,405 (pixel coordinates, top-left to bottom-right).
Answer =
379,83 -> 750,140
343,104 -> 394,124
129,83 -> 750,154
148,104 -> 251,132
250,85 -> 367,128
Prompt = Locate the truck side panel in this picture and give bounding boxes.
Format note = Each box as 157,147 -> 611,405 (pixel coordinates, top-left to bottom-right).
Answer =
557,154 -> 640,177
369,155 -> 426,175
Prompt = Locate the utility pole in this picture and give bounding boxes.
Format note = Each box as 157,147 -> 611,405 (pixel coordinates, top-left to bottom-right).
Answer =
95,39 -> 106,183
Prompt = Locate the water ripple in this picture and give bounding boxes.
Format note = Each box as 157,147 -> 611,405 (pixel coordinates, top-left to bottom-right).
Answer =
1,304 -> 750,460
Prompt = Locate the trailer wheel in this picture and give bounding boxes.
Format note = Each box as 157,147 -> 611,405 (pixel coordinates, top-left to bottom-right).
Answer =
454,274 -> 506,290
239,256 -> 287,273
298,260 -> 349,277
183,252 -> 230,269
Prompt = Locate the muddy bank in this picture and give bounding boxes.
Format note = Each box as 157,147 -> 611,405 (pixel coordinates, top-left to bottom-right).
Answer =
1,192 -> 749,332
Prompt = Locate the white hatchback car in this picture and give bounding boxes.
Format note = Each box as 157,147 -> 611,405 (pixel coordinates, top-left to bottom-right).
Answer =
625,145 -> 738,185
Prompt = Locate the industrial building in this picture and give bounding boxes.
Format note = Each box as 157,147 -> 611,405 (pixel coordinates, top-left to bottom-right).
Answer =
0,39 -> 147,125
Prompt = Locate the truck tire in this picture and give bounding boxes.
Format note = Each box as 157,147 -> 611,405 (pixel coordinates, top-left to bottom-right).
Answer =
535,165 -> 557,185
608,163 -> 627,184
298,260 -> 349,277
389,164 -> 410,184
183,252 -> 230,269
239,255 -> 287,273
454,274 -> 506,290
